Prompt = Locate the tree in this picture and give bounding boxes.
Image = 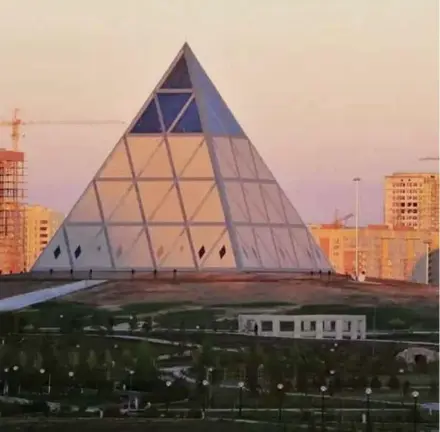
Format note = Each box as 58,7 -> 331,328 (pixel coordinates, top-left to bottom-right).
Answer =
142,318 -> 152,334
67,350 -> 80,371
429,380 -> 438,398
121,348 -> 134,370
388,375 -> 400,390
370,376 -> 381,390
86,349 -> 98,372
106,316 -> 115,335
244,344 -> 264,395
129,315 -> 138,333
134,342 -> 157,382
402,380 -> 410,397
103,349 -> 114,381
33,352 -> 43,371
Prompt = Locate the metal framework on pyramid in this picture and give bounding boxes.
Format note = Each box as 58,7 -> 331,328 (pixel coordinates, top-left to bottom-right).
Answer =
32,43 -> 332,273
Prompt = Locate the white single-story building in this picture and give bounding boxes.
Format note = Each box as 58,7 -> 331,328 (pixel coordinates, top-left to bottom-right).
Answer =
238,314 -> 367,340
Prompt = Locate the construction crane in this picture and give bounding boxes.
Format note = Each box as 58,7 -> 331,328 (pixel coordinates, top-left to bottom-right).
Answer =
0,108 -> 125,151
333,209 -> 354,227
419,157 -> 439,161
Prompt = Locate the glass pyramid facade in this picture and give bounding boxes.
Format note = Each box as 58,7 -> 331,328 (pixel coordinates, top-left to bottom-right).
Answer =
32,44 -> 332,273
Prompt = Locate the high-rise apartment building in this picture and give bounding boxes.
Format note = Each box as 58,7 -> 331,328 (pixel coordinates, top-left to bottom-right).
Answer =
309,223 -> 439,281
384,172 -> 439,231
25,205 -> 64,270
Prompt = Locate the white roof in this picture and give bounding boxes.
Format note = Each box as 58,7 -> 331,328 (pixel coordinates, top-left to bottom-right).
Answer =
32,43 -> 332,274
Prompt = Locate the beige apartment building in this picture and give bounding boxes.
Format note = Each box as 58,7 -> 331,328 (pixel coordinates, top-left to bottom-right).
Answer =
25,205 -> 64,270
309,223 -> 439,281
384,172 -> 439,231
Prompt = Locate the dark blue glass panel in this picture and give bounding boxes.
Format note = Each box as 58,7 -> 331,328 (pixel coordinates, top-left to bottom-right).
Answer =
161,56 -> 192,89
157,93 -> 191,130
185,51 -> 245,136
171,99 -> 202,133
130,100 -> 162,134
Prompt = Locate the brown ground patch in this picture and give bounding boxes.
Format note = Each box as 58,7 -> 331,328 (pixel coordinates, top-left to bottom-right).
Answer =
0,278 -> 65,300
61,273 -> 438,307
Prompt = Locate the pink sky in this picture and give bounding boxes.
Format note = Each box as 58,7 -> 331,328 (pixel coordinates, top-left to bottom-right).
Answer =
0,0 -> 438,224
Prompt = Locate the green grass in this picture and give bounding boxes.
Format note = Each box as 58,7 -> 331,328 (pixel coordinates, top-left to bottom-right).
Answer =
210,302 -> 294,308
120,302 -> 194,315
155,310 -> 221,329
285,304 -> 439,331
0,419 -> 311,432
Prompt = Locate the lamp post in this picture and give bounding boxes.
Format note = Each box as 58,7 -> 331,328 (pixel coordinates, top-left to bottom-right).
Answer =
12,365 -> 19,395
39,368 -> 51,395
353,177 -> 361,280
202,379 -> 209,415
238,381 -> 244,417
277,383 -> 284,422
365,387 -> 372,431
412,390 -> 419,432
423,242 -> 430,284
67,370 -> 75,393
328,370 -> 335,394
3,367 -> 9,395
128,370 -> 134,391
165,380 -> 172,414
207,367 -> 214,407
320,385 -> 327,431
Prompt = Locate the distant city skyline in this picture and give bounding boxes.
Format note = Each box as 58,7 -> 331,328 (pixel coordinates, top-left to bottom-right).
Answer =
0,0 -> 438,224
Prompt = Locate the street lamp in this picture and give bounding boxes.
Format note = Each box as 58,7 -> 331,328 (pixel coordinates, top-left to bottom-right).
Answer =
353,177 -> 361,280
412,391 -> 419,432
12,366 -> 20,395
165,380 -> 172,414
365,387 -> 372,431
277,383 -> 284,422
39,368 -> 51,395
3,367 -> 9,395
320,385 -> 327,431
206,367 -> 214,406
202,379 -> 209,414
129,370 -> 135,391
238,381 -> 244,417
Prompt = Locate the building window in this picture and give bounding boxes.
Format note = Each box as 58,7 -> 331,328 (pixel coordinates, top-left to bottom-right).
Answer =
279,321 -> 294,332
310,321 -> 316,331
261,321 -> 273,332
40,220 -> 48,225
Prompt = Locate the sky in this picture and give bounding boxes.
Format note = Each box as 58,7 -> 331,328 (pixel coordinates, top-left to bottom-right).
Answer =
0,0 -> 438,225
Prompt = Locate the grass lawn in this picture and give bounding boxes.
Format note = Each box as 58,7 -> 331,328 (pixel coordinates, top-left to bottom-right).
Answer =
120,302 -> 194,315
12,333 -> 179,358
0,418 -> 303,431
155,310 -> 222,330
284,304 -> 439,331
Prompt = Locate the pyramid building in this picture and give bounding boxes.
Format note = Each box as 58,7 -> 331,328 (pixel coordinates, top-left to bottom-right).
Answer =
32,44 -> 331,274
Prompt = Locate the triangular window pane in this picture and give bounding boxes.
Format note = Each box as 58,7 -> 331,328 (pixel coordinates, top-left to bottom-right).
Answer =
130,100 -> 162,134
171,99 -> 202,133
157,93 -> 191,130
161,56 -> 192,89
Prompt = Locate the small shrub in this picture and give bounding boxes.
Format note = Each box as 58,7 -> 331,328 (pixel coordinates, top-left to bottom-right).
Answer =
370,376 -> 381,390
388,375 -> 400,390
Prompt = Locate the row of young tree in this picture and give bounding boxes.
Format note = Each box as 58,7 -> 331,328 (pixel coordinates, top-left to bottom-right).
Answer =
0,335 -> 159,395
0,311 -> 153,336
191,338 -> 439,397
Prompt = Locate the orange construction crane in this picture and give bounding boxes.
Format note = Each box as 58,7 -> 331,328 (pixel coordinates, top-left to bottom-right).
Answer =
0,108 -> 125,151
419,156 -> 439,161
333,209 -> 354,227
